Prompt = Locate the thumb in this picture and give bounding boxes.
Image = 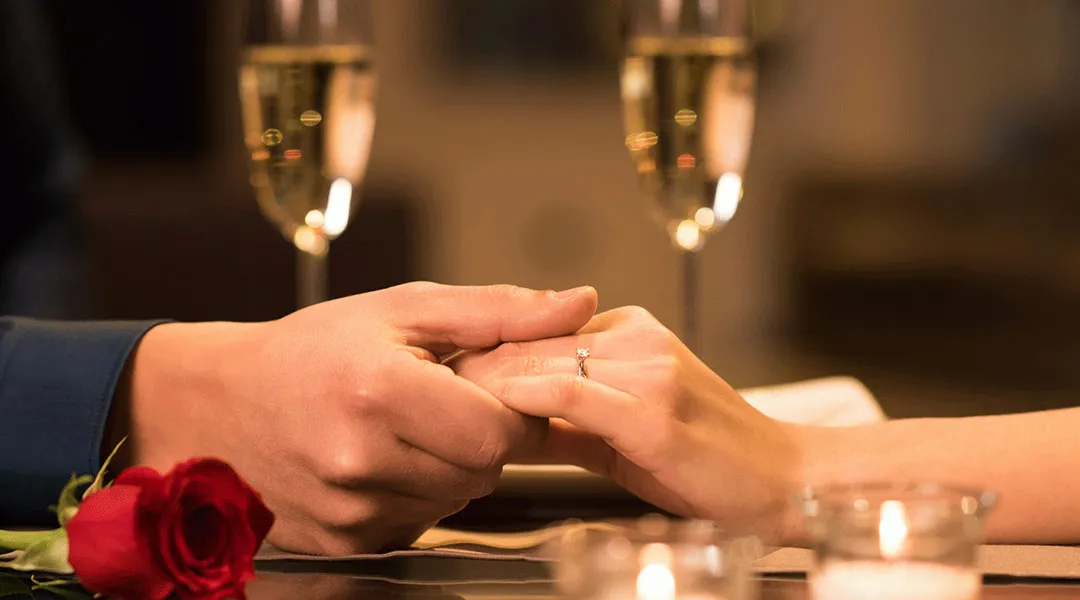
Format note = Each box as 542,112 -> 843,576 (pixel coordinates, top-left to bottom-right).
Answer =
386,282 -> 598,353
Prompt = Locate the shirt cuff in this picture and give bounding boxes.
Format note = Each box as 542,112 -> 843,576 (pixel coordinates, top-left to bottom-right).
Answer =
0,318 -> 168,525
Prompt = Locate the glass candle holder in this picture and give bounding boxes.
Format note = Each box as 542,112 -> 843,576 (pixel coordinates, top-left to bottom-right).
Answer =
548,515 -> 761,600
798,482 -> 997,600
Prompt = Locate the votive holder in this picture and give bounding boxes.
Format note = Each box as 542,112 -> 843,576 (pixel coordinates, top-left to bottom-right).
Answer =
798,482 -> 996,600
548,514 -> 762,600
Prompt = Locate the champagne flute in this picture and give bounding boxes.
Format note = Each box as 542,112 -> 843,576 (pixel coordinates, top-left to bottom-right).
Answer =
240,0 -> 376,308
619,0 -> 756,352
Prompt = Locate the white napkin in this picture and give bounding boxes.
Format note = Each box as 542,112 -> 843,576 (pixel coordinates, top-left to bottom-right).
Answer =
739,376 -> 887,426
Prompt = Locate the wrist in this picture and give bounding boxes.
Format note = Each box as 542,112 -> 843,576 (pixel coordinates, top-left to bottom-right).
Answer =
112,321 -> 263,471
774,423 -> 854,547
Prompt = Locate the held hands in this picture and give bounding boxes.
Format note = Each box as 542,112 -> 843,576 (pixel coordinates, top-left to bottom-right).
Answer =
116,282 -> 597,555
452,306 -> 807,542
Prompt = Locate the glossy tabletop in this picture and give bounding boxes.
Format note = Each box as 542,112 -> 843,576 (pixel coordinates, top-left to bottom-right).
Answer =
248,569 -> 1080,600
3,560 -> 1079,599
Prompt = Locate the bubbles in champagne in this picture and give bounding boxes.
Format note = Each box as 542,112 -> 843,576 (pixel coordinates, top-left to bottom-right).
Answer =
300,110 -> 323,127
674,109 -> 697,126
625,131 -> 658,152
261,128 -> 283,146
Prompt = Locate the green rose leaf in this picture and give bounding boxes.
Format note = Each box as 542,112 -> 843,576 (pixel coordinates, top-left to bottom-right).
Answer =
0,532 -> 73,575
0,573 -> 30,597
0,530 -> 61,554
29,577 -> 92,599
83,438 -> 125,501
54,475 -> 92,528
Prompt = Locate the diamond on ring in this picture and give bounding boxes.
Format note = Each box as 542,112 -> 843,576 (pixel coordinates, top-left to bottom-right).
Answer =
576,348 -> 590,379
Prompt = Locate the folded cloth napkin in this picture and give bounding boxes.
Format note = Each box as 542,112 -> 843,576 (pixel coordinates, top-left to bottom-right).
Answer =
738,376 -> 887,426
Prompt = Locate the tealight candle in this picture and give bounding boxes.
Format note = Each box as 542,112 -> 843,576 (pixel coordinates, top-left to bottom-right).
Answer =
811,561 -> 980,600
550,516 -> 760,600
797,483 -> 995,600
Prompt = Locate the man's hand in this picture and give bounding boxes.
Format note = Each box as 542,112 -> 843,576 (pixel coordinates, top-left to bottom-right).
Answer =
109,282 -> 597,555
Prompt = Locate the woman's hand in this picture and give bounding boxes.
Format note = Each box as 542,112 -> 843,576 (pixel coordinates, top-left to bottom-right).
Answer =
452,306 -> 807,542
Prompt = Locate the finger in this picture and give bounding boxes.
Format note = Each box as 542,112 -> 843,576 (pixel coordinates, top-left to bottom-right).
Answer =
515,418 -> 618,475
577,307 -> 641,334
385,282 -> 598,353
456,354 -> 631,394
486,374 -> 651,453
390,358 -> 548,470
447,310 -> 653,378
330,437 -> 502,502
448,331 -> 620,385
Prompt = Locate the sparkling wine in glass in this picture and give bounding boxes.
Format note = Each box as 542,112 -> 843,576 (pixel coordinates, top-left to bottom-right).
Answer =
240,0 -> 376,308
620,0 -> 757,351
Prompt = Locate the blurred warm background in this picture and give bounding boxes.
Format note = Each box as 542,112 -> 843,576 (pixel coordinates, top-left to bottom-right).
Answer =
5,0 -> 1080,418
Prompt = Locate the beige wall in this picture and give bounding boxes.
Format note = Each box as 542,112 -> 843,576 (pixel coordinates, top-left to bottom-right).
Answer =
176,0 -> 1075,379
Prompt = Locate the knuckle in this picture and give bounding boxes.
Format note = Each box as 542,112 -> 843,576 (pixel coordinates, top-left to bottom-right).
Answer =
398,280 -> 440,298
488,283 -> 530,301
313,440 -> 374,487
468,430 -> 512,471
643,322 -> 681,354
554,373 -> 587,411
616,305 -> 656,324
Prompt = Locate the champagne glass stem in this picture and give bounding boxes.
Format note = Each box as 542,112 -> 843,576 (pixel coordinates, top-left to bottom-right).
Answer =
681,250 -> 700,353
297,247 -> 329,308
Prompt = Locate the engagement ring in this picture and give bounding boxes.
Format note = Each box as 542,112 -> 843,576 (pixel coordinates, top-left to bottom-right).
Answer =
576,348 -> 590,379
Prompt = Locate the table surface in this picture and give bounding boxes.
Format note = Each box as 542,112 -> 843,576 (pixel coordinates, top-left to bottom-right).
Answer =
247,568 -> 1080,599
248,556 -> 1080,599
4,560 -> 1080,598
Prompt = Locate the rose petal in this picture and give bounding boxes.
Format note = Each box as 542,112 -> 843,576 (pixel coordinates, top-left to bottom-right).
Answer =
179,504 -> 244,595
185,503 -> 225,562
114,465 -> 166,488
153,458 -> 273,600
66,484 -> 174,600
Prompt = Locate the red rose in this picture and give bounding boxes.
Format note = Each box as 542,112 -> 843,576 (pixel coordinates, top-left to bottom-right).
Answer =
65,458 -> 274,600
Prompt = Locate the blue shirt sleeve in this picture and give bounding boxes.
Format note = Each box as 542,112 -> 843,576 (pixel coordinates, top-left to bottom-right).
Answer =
0,317 -> 167,525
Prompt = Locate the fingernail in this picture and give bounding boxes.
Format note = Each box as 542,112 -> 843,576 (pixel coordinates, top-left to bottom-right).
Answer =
554,286 -> 593,300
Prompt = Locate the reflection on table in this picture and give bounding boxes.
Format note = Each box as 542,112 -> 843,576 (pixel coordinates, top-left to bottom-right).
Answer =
246,568 -> 1080,600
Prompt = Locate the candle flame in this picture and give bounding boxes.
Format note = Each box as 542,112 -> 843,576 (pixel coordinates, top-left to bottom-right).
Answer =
879,500 -> 909,559
636,543 -> 676,600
